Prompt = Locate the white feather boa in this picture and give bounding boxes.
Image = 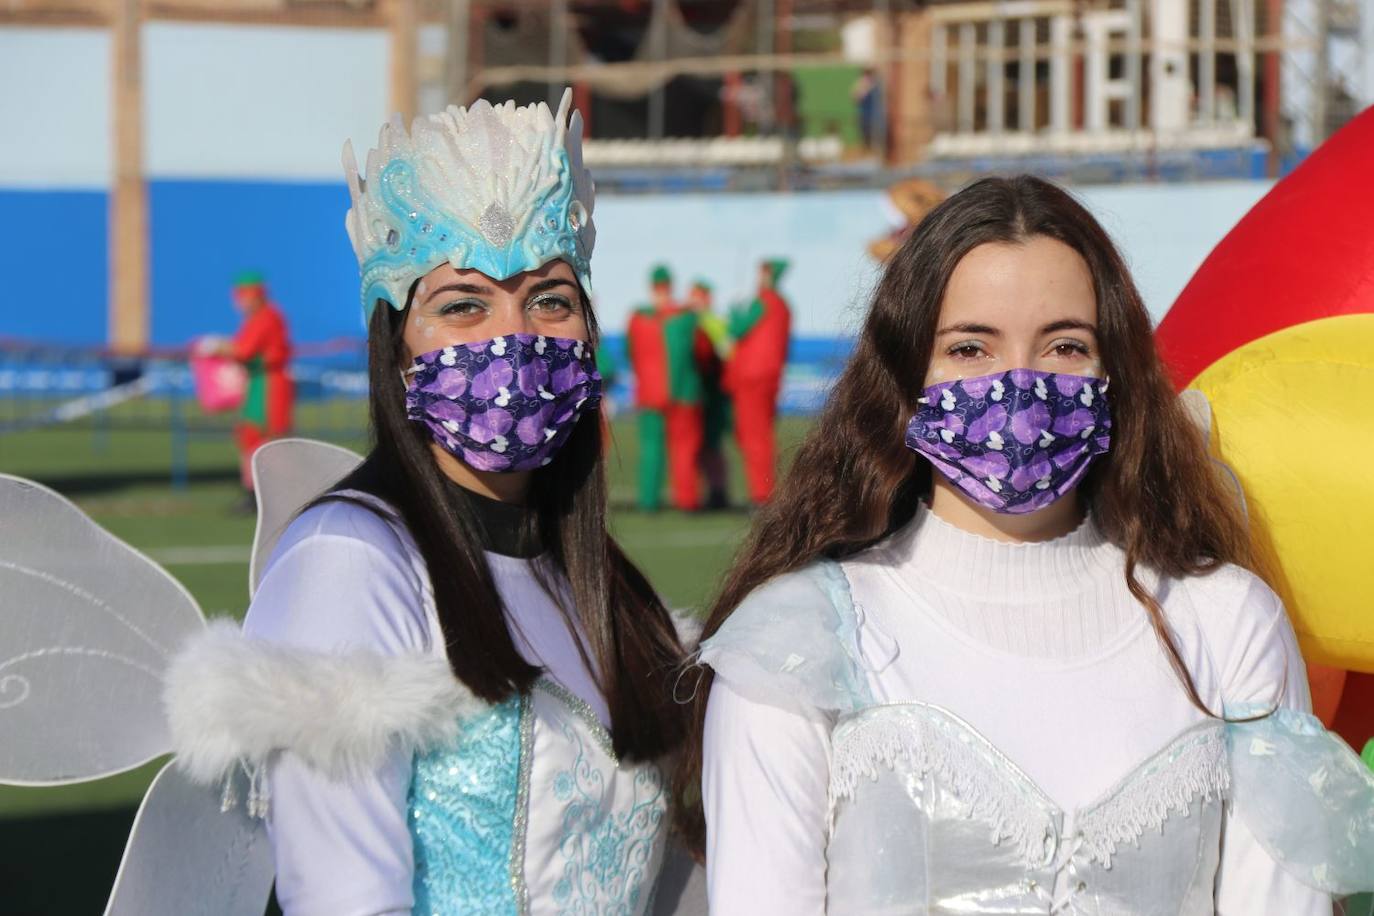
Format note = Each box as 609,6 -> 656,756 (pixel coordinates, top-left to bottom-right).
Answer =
164,620 -> 483,807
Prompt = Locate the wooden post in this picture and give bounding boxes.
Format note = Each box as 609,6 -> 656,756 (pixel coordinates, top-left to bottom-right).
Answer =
1263,0 -> 1282,174
1017,17 -> 1034,132
648,0 -> 667,139
1125,0 -> 1142,131
987,18 -> 1005,133
1233,0 -> 1256,130
957,22 -> 975,133
573,82 -> 593,137
756,0 -> 774,132
390,0 -> 419,121
110,0 -> 148,354
549,0 -> 568,107
874,0 -> 892,161
892,8 -> 934,163
776,0 -> 794,132
1072,20 -> 1085,129
723,70 -> 742,137
1050,14 -> 1070,133
1313,0 -> 1329,144
1200,0 -> 1216,123
444,0 -> 471,108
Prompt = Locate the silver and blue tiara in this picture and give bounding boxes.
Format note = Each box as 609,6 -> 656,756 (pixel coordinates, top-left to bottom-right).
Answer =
343,88 -> 595,318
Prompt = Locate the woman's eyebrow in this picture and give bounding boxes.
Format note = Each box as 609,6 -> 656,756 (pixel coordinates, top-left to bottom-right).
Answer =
937,322 -> 1000,336
1040,319 -> 1098,336
527,278 -> 578,295
426,282 -> 493,299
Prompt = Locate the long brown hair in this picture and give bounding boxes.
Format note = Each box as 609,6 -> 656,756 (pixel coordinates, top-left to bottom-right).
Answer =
675,174 -> 1256,853
321,283 -> 687,763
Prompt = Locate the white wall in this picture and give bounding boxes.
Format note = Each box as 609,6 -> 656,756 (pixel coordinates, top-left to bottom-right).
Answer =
0,29 -> 111,186
1078,180 -> 1271,322
144,24 -> 390,179
0,24 -> 390,186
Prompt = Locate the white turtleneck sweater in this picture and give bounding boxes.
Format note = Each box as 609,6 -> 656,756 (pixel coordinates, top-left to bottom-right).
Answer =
702,505 -> 1329,915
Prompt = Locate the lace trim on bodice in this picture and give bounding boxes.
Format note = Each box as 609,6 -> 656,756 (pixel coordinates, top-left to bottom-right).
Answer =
1074,722 -> 1228,866
829,704 -> 1231,869
830,704 -> 1060,865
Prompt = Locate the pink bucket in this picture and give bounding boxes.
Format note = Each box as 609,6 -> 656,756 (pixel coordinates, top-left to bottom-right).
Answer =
190,342 -> 247,413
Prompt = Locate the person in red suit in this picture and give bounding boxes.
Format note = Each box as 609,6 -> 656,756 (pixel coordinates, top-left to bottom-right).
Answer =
218,272 -> 294,503
725,258 -> 791,506
627,265 -> 714,512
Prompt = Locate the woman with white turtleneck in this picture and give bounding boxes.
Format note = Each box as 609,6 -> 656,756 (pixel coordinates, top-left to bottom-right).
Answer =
674,176 -> 1373,915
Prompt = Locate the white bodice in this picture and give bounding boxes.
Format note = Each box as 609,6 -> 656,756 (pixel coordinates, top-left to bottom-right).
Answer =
699,557 -> 1373,915
827,702 -> 1226,914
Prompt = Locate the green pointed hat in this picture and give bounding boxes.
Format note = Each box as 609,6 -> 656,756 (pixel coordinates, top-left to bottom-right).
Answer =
650,264 -> 673,286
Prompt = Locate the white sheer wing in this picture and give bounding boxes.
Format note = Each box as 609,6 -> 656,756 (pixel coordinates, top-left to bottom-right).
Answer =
0,474 -> 206,785
105,760 -> 274,916
249,437 -> 363,597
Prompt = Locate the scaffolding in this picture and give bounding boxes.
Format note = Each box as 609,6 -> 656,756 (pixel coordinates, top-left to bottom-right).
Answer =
435,1 -> 1366,167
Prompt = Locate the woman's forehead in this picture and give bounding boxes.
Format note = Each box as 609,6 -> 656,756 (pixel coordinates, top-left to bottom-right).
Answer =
940,238 -> 1096,328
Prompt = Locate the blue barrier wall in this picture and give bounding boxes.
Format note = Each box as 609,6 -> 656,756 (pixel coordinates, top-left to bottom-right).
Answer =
0,181 -> 1273,348
149,180 -> 360,344
0,188 -> 108,345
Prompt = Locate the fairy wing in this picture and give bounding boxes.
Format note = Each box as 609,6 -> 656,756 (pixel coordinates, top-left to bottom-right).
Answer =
105,759 -> 274,916
249,437 -> 364,597
0,474 -> 277,912
0,474 -> 205,785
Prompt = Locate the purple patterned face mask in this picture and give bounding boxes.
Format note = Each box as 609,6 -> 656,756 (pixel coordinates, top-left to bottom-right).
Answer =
905,369 -> 1111,515
404,333 -> 601,472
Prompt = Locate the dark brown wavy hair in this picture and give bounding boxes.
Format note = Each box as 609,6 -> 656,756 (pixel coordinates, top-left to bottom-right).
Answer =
318,281 -> 687,763
674,174 -> 1258,855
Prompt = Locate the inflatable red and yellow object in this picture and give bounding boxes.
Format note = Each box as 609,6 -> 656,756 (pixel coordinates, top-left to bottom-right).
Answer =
1154,107 -> 1374,740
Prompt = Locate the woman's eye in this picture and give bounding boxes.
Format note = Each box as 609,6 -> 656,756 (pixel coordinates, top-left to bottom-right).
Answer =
529,295 -> 573,314
1050,340 -> 1090,358
438,299 -> 485,316
948,343 -> 986,360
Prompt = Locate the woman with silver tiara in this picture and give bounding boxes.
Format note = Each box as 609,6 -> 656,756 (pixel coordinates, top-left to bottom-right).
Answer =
165,90 -> 691,914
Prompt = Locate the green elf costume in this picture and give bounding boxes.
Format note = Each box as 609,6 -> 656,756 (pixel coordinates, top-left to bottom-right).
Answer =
626,265 -> 714,511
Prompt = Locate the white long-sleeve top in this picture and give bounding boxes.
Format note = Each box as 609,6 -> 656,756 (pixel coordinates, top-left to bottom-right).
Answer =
242,496 -> 607,916
702,506 -> 1331,915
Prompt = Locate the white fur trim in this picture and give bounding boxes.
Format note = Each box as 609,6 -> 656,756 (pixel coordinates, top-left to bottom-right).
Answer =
164,620 -> 484,788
